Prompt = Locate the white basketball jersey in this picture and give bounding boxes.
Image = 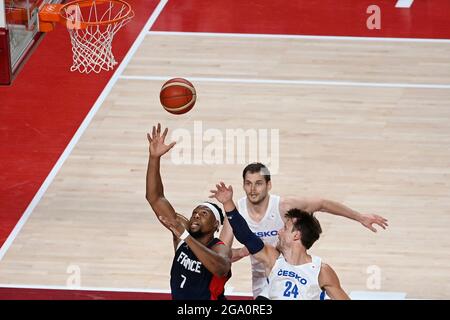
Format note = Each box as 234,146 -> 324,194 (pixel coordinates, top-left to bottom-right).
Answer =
237,194 -> 284,298
263,255 -> 325,300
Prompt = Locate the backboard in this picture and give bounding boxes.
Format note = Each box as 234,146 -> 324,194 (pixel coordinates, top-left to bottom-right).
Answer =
0,0 -> 61,85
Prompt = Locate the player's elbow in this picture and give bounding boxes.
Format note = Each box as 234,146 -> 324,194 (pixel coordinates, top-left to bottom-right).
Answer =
309,197 -> 325,212
145,193 -> 159,204
213,258 -> 231,277
230,248 -> 245,263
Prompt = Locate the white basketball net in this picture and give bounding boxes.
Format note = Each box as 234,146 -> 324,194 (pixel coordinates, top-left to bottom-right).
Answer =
62,0 -> 133,74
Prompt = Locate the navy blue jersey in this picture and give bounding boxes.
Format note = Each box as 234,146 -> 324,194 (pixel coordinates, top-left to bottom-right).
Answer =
170,238 -> 231,300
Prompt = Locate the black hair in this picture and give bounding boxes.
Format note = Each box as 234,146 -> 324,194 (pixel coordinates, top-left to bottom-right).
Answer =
285,208 -> 322,249
242,162 -> 271,183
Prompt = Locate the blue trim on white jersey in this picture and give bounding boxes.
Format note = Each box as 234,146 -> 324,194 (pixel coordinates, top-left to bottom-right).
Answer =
320,291 -> 326,300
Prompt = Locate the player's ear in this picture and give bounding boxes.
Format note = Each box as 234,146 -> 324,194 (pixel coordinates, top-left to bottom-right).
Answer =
267,180 -> 272,191
294,230 -> 301,241
215,220 -> 220,232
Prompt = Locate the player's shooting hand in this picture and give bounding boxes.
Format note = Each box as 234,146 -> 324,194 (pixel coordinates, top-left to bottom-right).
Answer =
209,182 -> 233,204
147,123 -> 176,157
360,213 -> 389,233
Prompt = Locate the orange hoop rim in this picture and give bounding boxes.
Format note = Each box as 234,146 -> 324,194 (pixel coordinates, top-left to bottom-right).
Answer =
59,0 -> 134,28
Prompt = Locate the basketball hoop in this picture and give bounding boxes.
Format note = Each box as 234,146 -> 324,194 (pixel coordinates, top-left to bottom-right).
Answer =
39,0 -> 134,74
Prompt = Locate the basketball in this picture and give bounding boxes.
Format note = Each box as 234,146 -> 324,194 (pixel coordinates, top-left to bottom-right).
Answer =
160,78 -> 196,115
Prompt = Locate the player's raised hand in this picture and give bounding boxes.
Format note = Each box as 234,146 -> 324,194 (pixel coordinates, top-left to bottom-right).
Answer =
147,123 -> 176,158
210,182 -> 233,204
360,213 -> 389,233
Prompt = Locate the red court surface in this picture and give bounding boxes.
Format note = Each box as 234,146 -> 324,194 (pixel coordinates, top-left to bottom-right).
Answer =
153,0 -> 450,38
0,0 -> 159,247
1,0 -> 449,300
0,287 -> 251,300
3,0 -> 450,253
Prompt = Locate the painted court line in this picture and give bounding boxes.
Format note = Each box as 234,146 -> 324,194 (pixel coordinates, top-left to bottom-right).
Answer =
396,0 -> 414,8
147,31 -> 450,44
0,284 -> 407,299
0,283 -> 252,296
0,0 -> 169,262
120,75 -> 450,90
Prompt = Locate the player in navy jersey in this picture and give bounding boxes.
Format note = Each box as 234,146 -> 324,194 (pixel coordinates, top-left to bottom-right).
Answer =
145,123 -> 231,300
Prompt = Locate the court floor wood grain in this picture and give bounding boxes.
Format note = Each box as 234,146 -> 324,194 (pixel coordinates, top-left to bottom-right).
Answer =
0,34 -> 449,299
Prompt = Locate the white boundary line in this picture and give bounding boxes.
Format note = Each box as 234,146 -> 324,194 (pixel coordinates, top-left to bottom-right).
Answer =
0,4 -> 416,299
0,0 -> 6,28
119,75 -> 450,90
0,0 -> 169,262
0,283 -> 253,297
0,284 -> 172,293
0,284 -> 409,299
396,0 -> 414,8
147,30 -> 450,43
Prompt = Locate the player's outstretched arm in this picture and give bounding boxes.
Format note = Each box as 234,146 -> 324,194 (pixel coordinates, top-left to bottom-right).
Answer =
318,263 -> 350,300
219,215 -> 234,247
145,123 -> 178,230
211,182 -> 279,273
220,214 -> 249,262
281,197 -> 388,233
230,247 -> 250,262
159,215 -> 232,277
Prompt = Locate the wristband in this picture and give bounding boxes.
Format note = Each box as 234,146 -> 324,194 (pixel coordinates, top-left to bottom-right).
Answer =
179,229 -> 190,240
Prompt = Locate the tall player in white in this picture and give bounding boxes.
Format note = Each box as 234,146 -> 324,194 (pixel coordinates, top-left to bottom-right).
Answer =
212,182 -> 350,300
220,163 -> 388,298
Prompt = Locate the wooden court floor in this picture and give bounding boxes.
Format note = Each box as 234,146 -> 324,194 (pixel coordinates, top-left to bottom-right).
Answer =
0,33 -> 449,299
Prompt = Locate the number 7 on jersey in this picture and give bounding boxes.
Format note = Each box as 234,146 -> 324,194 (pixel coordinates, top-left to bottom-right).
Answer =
180,275 -> 187,288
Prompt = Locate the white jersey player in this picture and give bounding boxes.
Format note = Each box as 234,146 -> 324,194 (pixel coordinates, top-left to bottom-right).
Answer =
260,255 -> 325,300
219,163 -> 388,298
236,195 -> 284,297
211,181 -> 351,300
